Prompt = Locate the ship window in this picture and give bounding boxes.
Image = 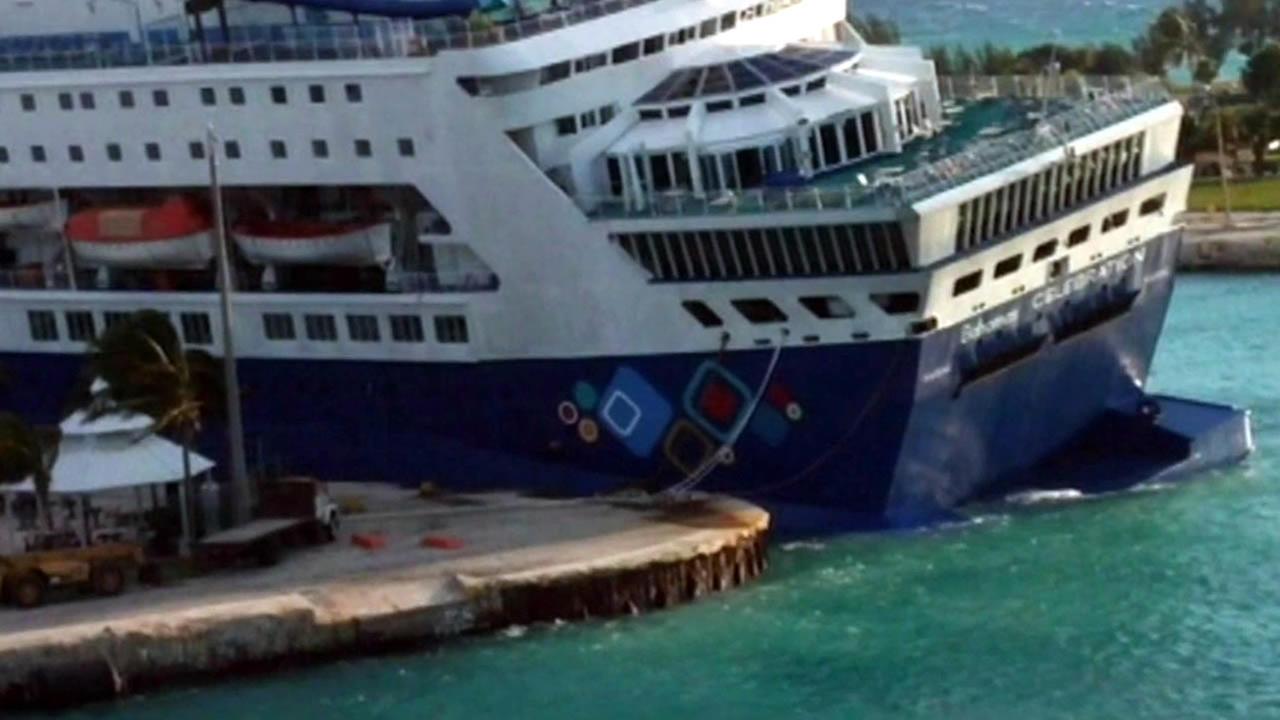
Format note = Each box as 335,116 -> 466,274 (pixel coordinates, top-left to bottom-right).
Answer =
574,53 -> 607,73
65,311 -> 95,342
434,315 -> 469,344
270,85 -> 288,104
20,94 -> 35,112
805,78 -> 826,92
263,313 -> 295,340
800,295 -> 855,319
27,311 -> 57,342
30,146 -> 45,163
1067,224 -> 1091,247
731,298 -> 787,324
721,11 -> 737,29
146,143 -> 162,161
180,312 -> 212,345
994,253 -> 1022,278
682,300 -> 723,327
225,141 -> 241,159
600,104 -> 616,123
345,83 -> 363,103
860,112 -> 879,154
106,143 -> 122,162
1102,209 -> 1129,233
555,115 -> 577,135
1033,239 -> 1058,262
305,314 -> 338,342
638,109 -> 662,121
707,100 -> 732,113
398,138 -> 416,157
189,141 -> 206,160
312,139 -> 329,158
200,87 -> 216,106
59,93 -> 73,111
580,110 -> 598,129
389,314 -> 425,343
667,105 -> 691,118
152,89 -> 169,107
700,17 -> 719,37
541,61 -> 572,84
611,42 -> 640,64
229,86 -> 245,105
346,314 -> 380,342
871,292 -> 920,315
270,140 -> 287,159
68,145 -> 84,163
1140,193 -> 1166,216
118,90 -> 134,108
782,85 -> 801,96
354,139 -> 372,158
643,34 -> 665,55
0,147 -> 8,163
953,269 -> 982,296
80,92 -> 96,110
308,84 -> 325,103
739,93 -> 765,107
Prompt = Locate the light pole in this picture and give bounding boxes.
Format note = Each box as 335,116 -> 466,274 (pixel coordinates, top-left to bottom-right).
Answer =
1201,84 -> 1234,228
206,126 -> 252,525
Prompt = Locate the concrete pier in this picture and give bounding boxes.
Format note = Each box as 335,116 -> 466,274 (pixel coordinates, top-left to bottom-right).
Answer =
0,490 -> 769,712
1182,212 -> 1280,271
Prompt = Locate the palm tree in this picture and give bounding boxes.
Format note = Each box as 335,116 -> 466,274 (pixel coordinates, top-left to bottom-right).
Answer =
86,311 -> 222,537
0,413 -> 60,530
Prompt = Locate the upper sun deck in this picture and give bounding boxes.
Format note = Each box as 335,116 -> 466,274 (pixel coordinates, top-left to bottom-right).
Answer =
0,0 -> 665,75
584,86 -> 1177,221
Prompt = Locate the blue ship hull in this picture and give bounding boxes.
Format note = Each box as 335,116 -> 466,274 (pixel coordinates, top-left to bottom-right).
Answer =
0,230 -> 1252,532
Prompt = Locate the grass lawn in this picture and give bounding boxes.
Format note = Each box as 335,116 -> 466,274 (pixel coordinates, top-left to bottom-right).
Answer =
1189,177 -> 1280,212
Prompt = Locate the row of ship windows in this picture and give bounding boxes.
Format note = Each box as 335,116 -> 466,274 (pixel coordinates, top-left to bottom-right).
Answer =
1,82 -> 364,115
457,0 -> 804,95
607,111 -> 880,196
554,104 -> 619,137
0,137 -> 417,165
25,309 -> 469,346
635,78 -> 827,121
613,222 -> 911,282
956,131 -> 1146,252
951,192 -> 1166,298
679,290 -> 922,333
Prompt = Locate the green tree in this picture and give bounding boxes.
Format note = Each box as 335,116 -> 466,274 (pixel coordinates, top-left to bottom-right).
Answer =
1134,8 -> 1212,77
87,311 -> 223,533
0,413 -> 60,530
1243,44 -> 1280,106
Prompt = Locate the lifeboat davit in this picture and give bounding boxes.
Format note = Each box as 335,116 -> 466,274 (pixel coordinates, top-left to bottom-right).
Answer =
67,197 -> 214,269
231,219 -> 393,267
0,198 -> 62,229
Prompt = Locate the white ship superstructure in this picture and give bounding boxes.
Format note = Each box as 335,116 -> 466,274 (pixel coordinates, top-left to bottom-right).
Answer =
0,0 -> 1251,525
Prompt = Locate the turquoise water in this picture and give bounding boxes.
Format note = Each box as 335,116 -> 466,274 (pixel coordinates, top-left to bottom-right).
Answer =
40,274 -> 1279,719
854,0 -> 1178,50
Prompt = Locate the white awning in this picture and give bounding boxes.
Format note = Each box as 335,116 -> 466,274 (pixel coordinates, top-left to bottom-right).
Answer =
5,432 -> 214,495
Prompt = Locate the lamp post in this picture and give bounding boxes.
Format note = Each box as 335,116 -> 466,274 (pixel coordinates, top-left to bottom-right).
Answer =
205,126 -> 252,526
1200,84 -> 1234,228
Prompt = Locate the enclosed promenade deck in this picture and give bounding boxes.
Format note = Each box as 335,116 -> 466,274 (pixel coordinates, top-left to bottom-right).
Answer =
0,489 -> 770,712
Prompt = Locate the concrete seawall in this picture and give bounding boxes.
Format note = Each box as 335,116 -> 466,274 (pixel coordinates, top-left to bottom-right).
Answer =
0,494 -> 769,712
1182,213 -> 1280,272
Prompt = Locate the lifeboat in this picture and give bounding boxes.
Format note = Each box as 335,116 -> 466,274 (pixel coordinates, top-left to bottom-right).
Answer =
67,197 -> 215,269
0,198 -> 62,229
231,218 -> 393,267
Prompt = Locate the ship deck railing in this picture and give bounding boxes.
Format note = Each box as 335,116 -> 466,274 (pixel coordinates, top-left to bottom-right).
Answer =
584,88 -> 1171,220
0,0 -> 668,75
0,267 -> 500,295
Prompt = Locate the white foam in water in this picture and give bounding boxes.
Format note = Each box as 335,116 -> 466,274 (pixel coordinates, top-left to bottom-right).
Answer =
1004,488 -> 1088,506
780,541 -> 827,552
502,625 -> 528,639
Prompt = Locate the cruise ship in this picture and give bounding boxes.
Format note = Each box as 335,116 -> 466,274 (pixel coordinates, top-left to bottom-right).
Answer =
0,0 -> 1253,529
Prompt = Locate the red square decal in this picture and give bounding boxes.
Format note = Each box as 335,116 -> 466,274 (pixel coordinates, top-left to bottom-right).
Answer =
699,380 -> 742,426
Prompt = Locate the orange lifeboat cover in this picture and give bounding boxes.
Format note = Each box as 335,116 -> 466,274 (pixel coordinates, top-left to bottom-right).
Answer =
67,196 -> 210,243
